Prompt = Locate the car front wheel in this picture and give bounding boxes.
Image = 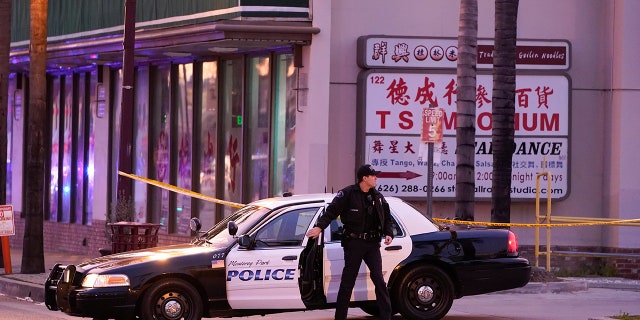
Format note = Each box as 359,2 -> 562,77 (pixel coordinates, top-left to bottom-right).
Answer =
140,278 -> 203,320
393,265 -> 454,320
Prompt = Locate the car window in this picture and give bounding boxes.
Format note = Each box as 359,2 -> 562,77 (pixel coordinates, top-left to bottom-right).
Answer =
197,205 -> 268,248
328,215 -> 404,242
255,207 -> 317,247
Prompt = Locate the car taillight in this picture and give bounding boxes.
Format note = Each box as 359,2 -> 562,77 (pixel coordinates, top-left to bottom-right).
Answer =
507,231 -> 518,256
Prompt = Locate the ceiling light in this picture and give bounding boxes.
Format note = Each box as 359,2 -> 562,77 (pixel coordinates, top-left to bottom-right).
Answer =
208,47 -> 238,53
164,52 -> 191,57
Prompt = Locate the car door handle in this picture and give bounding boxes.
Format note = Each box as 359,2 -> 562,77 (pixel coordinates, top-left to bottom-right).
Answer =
282,255 -> 297,260
385,246 -> 402,251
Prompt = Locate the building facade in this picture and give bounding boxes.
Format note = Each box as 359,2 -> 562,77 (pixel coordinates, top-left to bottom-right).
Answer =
6,0 -> 640,277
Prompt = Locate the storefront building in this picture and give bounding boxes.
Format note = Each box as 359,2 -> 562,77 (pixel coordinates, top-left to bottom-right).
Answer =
6,1 -> 640,276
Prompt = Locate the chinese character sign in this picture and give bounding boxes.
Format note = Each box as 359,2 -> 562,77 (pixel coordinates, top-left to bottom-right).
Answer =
365,72 -> 569,137
365,135 -> 568,199
359,36 -> 570,70
360,70 -> 570,200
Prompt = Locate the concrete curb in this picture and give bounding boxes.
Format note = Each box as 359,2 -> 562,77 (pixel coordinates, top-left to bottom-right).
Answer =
501,279 -> 589,294
0,276 -> 43,303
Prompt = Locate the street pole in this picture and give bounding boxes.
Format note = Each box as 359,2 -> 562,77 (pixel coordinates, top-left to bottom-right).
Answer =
118,0 -> 136,200
427,140 -> 433,218
423,104 -> 443,219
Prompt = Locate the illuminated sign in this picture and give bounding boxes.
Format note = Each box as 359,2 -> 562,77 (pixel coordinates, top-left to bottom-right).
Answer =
358,70 -> 570,200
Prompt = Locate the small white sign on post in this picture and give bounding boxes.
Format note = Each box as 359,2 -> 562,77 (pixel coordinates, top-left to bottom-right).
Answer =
0,205 -> 15,236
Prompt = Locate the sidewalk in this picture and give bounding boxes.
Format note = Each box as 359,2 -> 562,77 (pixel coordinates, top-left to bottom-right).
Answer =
1,247 -> 640,304
0,247 -> 95,302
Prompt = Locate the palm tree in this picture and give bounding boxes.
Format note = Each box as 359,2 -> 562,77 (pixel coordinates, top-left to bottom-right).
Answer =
0,0 -> 11,266
455,0 -> 478,221
491,0 -> 519,225
22,0 -> 48,274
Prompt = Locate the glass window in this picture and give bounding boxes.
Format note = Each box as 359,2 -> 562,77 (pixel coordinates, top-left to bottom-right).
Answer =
110,69 -> 123,218
220,59 -> 244,218
50,76 -> 61,221
61,75 -> 73,222
73,73 -> 86,224
255,207 -> 317,247
134,67 -> 150,223
6,73 -> 16,205
245,56 -> 271,202
199,61 -> 218,225
176,63 -> 194,234
272,54 -> 297,196
85,69 -> 98,224
149,65 -> 172,231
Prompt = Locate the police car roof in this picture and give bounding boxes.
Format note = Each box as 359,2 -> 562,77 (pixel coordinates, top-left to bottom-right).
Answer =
247,193 -> 405,210
248,193 -> 333,209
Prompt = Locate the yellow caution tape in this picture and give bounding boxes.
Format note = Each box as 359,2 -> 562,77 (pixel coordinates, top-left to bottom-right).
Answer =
118,171 -> 245,209
118,171 -> 640,227
432,217 -> 640,228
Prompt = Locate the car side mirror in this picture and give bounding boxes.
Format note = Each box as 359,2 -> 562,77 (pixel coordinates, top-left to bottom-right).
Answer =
237,234 -> 252,248
227,221 -> 238,236
189,218 -> 202,233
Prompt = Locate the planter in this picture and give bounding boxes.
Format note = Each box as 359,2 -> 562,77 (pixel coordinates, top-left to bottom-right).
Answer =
109,222 -> 161,254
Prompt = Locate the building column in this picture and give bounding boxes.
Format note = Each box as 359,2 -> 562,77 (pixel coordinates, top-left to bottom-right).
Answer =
294,0 -> 332,193
606,0 -> 640,248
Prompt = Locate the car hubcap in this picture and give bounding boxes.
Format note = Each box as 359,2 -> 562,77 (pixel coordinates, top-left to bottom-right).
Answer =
164,300 -> 182,318
155,292 -> 189,319
417,285 -> 434,303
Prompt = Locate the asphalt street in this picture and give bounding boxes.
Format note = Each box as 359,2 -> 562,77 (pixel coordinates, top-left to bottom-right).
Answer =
10,287 -> 636,320
2,248 -> 640,320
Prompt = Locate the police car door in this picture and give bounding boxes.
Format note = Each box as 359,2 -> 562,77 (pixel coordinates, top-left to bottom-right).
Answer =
323,211 -> 412,304
226,204 -> 320,310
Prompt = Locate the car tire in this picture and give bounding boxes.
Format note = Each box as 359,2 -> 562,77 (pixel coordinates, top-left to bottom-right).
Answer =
140,278 -> 203,320
392,265 -> 454,320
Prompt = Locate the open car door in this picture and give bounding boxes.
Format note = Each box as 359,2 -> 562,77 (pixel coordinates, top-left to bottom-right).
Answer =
299,208 -> 327,309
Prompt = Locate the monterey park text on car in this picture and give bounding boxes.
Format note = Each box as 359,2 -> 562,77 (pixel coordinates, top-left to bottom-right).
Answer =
45,193 -> 531,320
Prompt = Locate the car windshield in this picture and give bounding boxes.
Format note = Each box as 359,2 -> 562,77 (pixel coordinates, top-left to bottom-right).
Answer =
193,205 -> 271,248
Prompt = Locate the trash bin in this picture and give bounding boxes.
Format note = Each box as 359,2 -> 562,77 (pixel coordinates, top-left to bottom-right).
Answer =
109,222 -> 161,254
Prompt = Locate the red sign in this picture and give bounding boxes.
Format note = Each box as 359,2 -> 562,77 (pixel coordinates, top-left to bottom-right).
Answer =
0,205 -> 15,236
421,107 -> 444,143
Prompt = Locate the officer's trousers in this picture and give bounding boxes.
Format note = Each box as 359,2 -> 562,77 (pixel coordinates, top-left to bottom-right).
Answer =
334,238 -> 392,320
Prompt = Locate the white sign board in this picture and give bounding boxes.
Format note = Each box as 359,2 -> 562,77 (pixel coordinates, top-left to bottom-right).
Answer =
360,70 -> 570,200
358,36 -> 571,70
0,205 -> 15,236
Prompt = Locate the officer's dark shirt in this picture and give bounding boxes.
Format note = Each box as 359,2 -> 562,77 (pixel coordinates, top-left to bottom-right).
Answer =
360,191 -> 381,234
315,184 -> 393,240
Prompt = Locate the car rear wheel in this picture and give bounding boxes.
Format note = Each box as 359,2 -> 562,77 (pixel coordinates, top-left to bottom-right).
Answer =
140,278 -> 203,320
393,265 -> 454,320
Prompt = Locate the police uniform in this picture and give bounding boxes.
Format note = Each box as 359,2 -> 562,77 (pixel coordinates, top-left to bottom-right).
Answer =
315,181 -> 394,320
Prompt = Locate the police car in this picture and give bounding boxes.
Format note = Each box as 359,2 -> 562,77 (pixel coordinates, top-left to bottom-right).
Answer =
45,193 -> 530,320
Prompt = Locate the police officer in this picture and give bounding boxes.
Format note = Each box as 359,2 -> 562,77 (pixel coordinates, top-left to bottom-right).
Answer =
306,164 -> 394,320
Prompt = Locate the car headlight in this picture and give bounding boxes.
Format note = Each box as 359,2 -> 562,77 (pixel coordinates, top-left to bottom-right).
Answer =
82,274 -> 131,288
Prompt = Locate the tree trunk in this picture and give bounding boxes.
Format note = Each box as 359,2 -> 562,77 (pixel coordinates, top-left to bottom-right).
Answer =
22,0 -> 48,274
491,0 -> 519,225
455,0 -> 478,221
0,0 -> 12,266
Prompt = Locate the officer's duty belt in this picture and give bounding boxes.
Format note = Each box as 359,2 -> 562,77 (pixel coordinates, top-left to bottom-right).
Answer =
346,232 -> 381,240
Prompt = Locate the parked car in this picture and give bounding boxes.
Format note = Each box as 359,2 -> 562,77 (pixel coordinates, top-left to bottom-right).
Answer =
45,193 -> 530,320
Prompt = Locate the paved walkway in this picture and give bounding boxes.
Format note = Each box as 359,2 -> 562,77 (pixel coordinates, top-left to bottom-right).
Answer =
0,247 -> 95,302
